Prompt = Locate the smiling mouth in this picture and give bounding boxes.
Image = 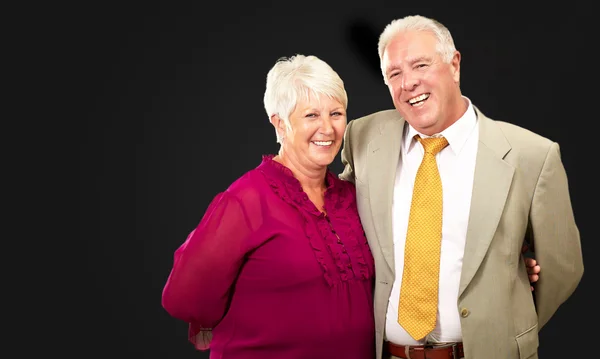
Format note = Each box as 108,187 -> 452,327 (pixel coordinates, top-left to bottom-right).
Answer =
312,140 -> 333,146
407,93 -> 430,107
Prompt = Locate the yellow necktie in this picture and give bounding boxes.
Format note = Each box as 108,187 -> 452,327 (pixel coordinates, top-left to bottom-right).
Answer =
398,135 -> 449,340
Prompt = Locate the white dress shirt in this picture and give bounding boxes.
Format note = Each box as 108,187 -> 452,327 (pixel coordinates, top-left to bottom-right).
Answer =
385,97 -> 479,345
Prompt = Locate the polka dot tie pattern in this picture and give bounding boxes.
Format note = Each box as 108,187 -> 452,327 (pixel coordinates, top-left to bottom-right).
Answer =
398,135 -> 449,340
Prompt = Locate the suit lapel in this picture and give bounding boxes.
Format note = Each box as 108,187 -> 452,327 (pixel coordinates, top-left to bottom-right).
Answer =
367,116 -> 405,276
459,110 -> 514,297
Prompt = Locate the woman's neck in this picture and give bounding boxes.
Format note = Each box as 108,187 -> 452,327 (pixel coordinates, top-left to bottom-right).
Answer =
273,154 -> 327,192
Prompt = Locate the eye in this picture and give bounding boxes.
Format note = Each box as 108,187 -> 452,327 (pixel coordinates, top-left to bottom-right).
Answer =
416,63 -> 428,69
331,111 -> 344,117
305,113 -> 318,118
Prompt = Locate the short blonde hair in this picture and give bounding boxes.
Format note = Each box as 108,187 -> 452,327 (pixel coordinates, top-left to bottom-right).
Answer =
263,54 -> 348,143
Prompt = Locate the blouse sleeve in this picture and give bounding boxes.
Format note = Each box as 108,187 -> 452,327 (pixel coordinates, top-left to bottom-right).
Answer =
161,190 -> 260,332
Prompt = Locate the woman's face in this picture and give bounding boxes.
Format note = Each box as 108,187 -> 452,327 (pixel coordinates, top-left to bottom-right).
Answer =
280,93 -> 347,172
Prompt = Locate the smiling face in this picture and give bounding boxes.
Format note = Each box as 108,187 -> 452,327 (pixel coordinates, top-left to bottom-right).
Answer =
276,92 -> 346,174
382,30 -> 466,135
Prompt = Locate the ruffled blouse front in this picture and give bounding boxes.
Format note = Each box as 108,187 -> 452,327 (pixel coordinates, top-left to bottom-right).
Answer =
260,154 -> 374,286
162,155 -> 376,359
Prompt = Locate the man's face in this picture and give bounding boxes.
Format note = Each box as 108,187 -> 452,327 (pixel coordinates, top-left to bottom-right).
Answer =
382,30 -> 463,135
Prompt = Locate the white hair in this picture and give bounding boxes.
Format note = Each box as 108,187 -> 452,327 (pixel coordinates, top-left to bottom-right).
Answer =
263,54 -> 348,143
378,15 -> 457,83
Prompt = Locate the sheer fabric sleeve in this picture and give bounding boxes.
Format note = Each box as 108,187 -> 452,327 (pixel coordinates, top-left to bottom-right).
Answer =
161,190 -> 260,348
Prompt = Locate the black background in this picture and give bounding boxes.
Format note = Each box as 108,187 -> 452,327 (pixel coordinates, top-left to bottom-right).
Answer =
79,2 -> 595,358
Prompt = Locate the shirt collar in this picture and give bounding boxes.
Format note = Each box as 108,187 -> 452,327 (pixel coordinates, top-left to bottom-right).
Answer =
404,96 -> 477,156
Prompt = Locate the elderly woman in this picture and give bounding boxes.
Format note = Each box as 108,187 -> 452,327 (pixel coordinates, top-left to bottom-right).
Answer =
162,54 -> 376,358
161,54 -> 540,359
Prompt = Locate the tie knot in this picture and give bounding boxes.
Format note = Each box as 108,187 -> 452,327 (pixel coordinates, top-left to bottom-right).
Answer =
416,135 -> 448,156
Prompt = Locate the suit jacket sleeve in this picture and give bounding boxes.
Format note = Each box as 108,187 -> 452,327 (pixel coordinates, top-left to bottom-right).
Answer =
530,142 -> 584,329
340,119 -> 356,183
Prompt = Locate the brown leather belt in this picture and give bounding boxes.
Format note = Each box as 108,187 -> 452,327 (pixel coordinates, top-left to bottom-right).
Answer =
384,341 -> 464,359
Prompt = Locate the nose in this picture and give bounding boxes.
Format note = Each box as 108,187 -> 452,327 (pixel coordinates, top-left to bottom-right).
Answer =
401,71 -> 419,91
320,116 -> 334,135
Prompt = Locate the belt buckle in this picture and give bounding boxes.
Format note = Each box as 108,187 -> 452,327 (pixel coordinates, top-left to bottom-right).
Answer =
405,343 -> 435,359
404,342 -> 459,359
428,343 -> 459,359
450,343 -> 459,359
440,343 -> 459,359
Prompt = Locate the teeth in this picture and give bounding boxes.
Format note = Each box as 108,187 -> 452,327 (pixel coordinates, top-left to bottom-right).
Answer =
408,93 -> 429,104
313,141 -> 333,146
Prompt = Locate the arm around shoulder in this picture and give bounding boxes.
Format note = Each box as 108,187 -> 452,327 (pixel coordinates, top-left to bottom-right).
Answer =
339,119 -> 356,183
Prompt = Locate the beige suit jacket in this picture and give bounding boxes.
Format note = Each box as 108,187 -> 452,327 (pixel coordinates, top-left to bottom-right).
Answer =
340,107 -> 584,359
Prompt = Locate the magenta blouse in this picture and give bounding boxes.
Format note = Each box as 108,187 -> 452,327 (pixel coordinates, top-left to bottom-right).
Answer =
162,155 -> 375,359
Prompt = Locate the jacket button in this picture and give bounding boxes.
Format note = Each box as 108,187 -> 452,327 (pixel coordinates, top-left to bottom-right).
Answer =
460,308 -> 470,317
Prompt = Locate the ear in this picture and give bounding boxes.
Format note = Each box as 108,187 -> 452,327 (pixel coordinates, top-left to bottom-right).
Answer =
270,114 -> 286,138
450,50 -> 461,84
